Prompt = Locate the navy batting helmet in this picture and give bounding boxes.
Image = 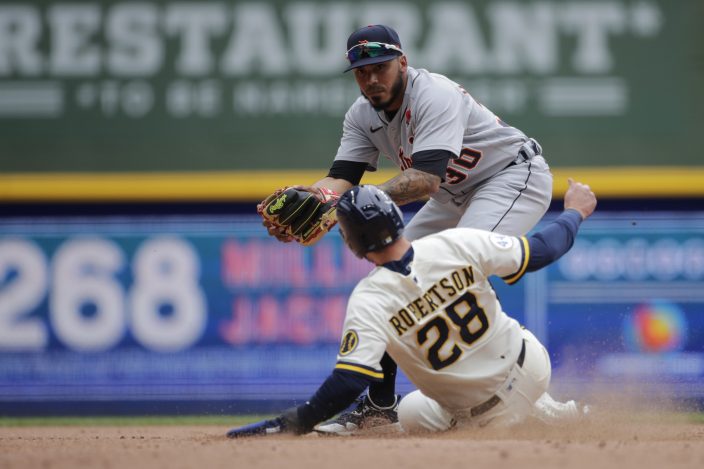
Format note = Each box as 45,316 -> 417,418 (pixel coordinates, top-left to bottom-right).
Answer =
336,185 -> 405,258
345,25 -> 404,72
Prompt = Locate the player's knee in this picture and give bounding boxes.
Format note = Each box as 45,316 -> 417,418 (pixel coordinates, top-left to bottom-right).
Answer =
398,391 -> 451,434
398,391 -> 425,433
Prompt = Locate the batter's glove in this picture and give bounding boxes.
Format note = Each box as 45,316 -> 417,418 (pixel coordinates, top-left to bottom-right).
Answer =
257,186 -> 339,246
226,416 -> 287,438
226,407 -> 307,438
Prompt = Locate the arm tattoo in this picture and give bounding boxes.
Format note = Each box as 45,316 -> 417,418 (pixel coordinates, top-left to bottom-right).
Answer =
378,169 -> 441,206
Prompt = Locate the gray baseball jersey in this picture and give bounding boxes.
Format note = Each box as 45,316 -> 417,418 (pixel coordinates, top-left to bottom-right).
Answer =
334,228 -> 531,411
335,67 -> 529,204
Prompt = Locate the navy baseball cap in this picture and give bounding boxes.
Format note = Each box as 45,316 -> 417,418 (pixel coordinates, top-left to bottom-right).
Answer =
345,25 -> 404,72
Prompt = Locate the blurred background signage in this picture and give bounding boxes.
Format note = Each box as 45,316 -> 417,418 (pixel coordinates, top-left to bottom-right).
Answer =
1,213 -> 702,411
1,0 -> 701,171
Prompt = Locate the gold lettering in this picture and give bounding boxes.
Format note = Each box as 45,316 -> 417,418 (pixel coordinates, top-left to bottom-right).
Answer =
428,285 -> 446,304
451,271 -> 464,291
413,298 -> 428,318
389,316 -> 407,336
388,267 -> 478,338
399,308 -> 415,327
440,277 -> 456,297
406,302 -> 421,321
422,293 -> 437,312
463,266 -> 475,285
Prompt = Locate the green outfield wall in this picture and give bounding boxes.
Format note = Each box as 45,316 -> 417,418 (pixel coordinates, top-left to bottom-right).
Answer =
0,0 -> 702,199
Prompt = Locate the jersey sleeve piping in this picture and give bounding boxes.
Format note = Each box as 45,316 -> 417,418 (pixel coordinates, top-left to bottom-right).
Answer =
334,361 -> 384,381
502,236 -> 530,285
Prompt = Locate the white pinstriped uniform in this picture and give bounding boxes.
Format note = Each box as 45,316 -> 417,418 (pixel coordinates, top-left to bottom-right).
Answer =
333,228 -> 555,431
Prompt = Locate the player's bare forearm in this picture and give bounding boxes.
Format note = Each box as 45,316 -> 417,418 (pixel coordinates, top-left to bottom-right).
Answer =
311,177 -> 354,194
379,169 -> 441,206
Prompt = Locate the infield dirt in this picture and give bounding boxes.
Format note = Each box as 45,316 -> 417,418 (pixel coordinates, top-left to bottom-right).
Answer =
1,409 -> 703,469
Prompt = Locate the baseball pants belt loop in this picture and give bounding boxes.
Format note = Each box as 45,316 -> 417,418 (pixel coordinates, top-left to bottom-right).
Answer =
515,138 -> 542,164
516,337 -> 527,367
469,339 -> 527,418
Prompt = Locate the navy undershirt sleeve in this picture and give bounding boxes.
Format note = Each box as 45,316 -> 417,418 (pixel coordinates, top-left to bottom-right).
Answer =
327,160 -> 369,185
411,149 -> 454,181
294,369 -> 371,432
526,209 -> 583,272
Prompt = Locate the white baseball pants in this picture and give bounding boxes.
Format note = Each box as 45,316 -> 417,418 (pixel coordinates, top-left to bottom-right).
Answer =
397,328 -> 552,433
404,155 -> 552,240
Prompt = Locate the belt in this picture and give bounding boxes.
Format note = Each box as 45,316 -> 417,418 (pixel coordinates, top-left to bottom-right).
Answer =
469,339 -> 527,418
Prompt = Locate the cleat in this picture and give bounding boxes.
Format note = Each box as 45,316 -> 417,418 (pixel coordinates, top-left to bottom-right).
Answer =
315,394 -> 400,436
533,392 -> 590,424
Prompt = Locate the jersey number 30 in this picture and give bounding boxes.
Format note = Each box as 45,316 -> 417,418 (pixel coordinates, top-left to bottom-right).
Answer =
417,291 -> 489,370
446,148 -> 482,185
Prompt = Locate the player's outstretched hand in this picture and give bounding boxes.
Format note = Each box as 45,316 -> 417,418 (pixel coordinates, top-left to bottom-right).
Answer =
564,178 -> 597,219
257,185 -> 340,246
226,417 -> 287,438
260,218 -> 296,243
226,407 -> 307,438
257,189 -> 296,243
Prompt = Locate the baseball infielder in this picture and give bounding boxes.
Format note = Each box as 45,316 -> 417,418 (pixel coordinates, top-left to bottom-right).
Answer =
261,24 -> 554,429
228,180 -> 596,437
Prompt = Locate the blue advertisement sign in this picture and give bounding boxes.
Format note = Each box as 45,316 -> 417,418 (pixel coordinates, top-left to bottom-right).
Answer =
0,215 -> 375,410
1,212 -> 703,413
532,214 -> 704,399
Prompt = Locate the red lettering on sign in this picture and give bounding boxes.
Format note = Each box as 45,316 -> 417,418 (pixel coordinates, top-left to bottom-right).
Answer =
219,294 -> 347,345
288,295 -> 316,344
312,242 -> 336,287
319,296 -> 347,342
258,295 -> 281,342
221,239 -> 306,287
221,238 -> 370,289
341,248 -> 373,283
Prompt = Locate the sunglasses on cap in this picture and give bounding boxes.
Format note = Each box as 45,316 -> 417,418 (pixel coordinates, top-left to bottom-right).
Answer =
345,42 -> 404,63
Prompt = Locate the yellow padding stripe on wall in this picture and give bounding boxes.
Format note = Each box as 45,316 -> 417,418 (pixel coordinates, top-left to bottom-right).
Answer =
0,167 -> 702,202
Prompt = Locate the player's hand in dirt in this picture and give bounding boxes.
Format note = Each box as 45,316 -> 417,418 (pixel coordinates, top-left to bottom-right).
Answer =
564,178 -> 597,220
226,417 -> 287,438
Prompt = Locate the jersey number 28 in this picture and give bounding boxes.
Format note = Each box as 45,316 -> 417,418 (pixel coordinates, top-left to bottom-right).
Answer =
417,291 -> 489,370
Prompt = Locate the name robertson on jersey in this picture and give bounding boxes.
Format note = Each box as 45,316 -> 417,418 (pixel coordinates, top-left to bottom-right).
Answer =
389,266 -> 475,336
